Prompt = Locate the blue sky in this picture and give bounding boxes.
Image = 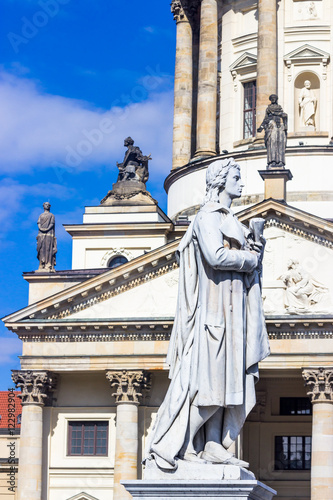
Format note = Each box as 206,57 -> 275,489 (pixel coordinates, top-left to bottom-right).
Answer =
0,0 -> 176,389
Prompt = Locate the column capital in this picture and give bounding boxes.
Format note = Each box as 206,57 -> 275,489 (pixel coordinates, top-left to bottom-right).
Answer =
171,0 -> 200,24
302,367 -> 333,404
106,370 -> 151,404
12,370 -> 57,406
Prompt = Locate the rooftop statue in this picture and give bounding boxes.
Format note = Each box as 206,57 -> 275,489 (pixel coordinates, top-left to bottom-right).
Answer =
36,202 -> 57,273
257,94 -> 288,169
100,137 -> 155,205
116,137 -> 151,184
145,158 -> 270,471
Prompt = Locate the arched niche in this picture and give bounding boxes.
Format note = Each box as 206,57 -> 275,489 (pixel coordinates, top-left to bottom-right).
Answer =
294,72 -> 320,132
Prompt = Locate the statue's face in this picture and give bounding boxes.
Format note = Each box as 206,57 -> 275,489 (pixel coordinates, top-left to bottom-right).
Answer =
270,95 -> 278,104
304,80 -> 311,89
43,202 -> 51,210
223,167 -> 244,200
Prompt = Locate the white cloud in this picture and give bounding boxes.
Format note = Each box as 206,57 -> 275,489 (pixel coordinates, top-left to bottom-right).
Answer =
0,70 -> 174,177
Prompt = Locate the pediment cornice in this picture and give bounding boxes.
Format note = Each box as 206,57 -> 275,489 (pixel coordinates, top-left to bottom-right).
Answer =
3,240 -> 180,325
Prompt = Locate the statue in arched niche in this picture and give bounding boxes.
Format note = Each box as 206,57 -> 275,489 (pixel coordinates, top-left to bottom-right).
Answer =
299,80 -> 317,129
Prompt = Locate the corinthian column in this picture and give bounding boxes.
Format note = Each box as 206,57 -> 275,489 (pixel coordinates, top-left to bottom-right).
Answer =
106,370 -> 151,500
256,0 -> 277,134
12,370 -> 57,500
303,368 -> 333,500
171,0 -> 193,169
194,0 -> 218,158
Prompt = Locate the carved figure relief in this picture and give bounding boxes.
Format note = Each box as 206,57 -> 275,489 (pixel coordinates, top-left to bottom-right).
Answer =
299,80 -> 317,129
294,1 -> 321,21
278,259 -> 331,314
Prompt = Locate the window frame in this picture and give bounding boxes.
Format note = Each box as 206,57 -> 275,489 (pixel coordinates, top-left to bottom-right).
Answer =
243,80 -> 257,139
67,420 -> 109,457
274,435 -> 312,471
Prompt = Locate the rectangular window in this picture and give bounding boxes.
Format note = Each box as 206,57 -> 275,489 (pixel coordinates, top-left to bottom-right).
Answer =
275,436 -> 311,470
68,421 -> 108,456
280,397 -> 312,415
243,81 -> 256,139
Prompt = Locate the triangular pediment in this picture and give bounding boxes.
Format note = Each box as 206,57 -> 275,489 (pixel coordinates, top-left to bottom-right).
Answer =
238,199 -> 333,317
284,44 -> 330,62
67,493 -> 99,500
3,239 -> 180,326
229,52 -> 257,73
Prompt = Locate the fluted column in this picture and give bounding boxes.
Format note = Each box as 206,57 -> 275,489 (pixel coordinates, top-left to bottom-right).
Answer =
12,370 -> 57,500
256,0 -> 277,135
194,0 -> 218,158
303,368 -> 333,500
171,0 -> 193,169
106,370 -> 151,500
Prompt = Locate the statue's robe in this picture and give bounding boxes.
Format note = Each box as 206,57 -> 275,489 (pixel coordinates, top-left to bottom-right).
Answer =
146,202 -> 270,470
37,212 -> 57,269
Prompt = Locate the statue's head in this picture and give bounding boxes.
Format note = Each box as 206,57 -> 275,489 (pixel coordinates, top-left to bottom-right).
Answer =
124,137 -> 134,146
304,80 -> 311,89
287,258 -> 298,269
43,202 -> 51,211
203,158 -> 242,204
269,94 -> 278,104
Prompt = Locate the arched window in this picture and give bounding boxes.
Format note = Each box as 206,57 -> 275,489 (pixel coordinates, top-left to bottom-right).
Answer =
107,255 -> 128,269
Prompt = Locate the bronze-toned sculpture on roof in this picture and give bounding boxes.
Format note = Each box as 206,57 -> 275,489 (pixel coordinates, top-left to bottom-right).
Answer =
116,137 -> 151,184
257,94 -> 288,169
100,137 -> 156,206
36,202 -> 57,272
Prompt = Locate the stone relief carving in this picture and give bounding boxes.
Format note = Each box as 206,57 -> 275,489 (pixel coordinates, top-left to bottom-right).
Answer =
278,259 -> 331,314
303,368 -> 333,403
106,370 -> 151,404
12,370 -> 57,405
295,1 -> 319,21
298,80 -> 317,129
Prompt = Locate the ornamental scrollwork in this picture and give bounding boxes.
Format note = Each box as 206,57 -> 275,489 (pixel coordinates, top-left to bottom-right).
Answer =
106,370 -> 151,404
12,370 -> 57,405
302,367 -> 333,403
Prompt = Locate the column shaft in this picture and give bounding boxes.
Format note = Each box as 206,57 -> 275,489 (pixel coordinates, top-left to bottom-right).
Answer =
256,0 -> 277,132
311,402 -> 333,500
113,403 -> 139,500
17,404 -> 43,500
172,13 -> 193,169
195,0 -> 218,157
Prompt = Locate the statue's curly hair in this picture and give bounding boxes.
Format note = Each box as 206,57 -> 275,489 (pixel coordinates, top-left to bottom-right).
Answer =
202,158 -> 240,204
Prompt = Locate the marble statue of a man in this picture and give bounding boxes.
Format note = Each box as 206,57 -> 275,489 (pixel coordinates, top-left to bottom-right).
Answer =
145,158 -> 270,471
36,202 -> 57,272
299,80 -> 317,128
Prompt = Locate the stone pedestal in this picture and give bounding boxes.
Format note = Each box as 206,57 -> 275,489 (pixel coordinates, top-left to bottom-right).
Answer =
303,368 -> 333,500
106,370 -> 151,500
100,181 -> 157,206
258,169 -> 293,201
12,370 -> 57,500
122,462 -> 276,499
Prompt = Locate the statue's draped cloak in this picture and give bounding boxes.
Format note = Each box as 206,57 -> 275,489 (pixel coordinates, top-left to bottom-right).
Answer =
37,212 -> 57,267
146,202 -> 270,470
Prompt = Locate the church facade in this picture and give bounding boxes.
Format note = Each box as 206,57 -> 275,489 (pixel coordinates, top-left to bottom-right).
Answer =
2,1 -> 333,500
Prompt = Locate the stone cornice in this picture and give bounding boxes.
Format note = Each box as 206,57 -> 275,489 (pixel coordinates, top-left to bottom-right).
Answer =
8,317 -> 333,342
63,222 -> 173,238
164,146 -> 333,193
3,240 -> 179,325
302,367 -> 333,403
